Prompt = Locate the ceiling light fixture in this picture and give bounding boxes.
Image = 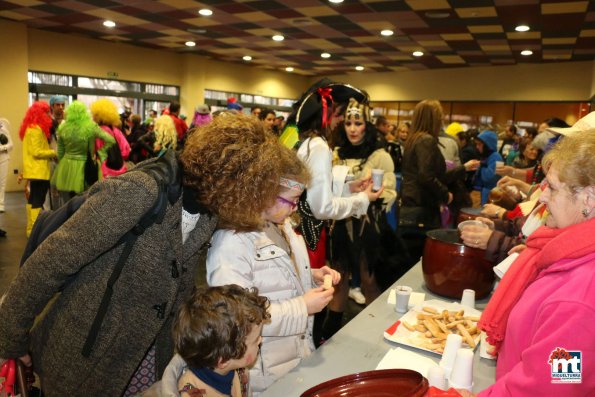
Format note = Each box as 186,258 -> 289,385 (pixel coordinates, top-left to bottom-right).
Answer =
521,50 -> 533,56
381,29 -> 394,37
198,9 -> 213,16
243,55 -> 252,61
285,67 -> 294,72
355,65 -> 365,71
272,35 -> 285,41
515,25 -> 530,32
185,41 -> 196,47
103,20 -> 116,28
329,0 -> 344,3
321,52 -> 331,58
412,51 -> 424,57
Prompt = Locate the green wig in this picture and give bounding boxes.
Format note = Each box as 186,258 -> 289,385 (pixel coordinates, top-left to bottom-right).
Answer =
58,101 -> 99,141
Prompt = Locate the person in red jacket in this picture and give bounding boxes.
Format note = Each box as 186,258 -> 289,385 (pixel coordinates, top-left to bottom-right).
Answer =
168,101 -> 188,143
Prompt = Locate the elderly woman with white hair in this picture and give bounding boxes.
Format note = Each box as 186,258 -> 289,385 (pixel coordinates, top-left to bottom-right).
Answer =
459,131 -> 595,397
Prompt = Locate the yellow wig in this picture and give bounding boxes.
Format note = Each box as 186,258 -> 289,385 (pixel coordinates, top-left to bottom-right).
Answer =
154,115 -> 177,150
445,122 -> 464,137
90,98 -> 121,127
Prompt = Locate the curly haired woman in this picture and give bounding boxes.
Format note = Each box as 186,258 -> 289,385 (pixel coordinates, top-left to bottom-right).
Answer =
51,101 -> 116,200
89,98 -> 131,178
19,101 -> 57,236
0,113 -> 294,397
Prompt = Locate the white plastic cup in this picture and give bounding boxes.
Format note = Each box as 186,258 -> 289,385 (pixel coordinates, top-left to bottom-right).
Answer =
495,161 -> 504,168
439,334 -> 463,378
371,169 -> 384,191
394,285 -> 412,313
427,365 -> 447,390
460,289 -> 476,309
448,348 -> 475,391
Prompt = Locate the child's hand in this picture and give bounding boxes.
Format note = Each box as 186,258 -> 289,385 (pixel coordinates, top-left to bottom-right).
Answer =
312,266 -> 341,287
303,287 -> 334,315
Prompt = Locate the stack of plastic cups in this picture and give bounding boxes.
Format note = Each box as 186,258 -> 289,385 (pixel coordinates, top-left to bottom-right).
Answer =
439,334 -> 463,379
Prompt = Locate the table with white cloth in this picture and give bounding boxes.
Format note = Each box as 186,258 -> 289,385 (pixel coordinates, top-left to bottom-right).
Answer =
261,261 -> 497,396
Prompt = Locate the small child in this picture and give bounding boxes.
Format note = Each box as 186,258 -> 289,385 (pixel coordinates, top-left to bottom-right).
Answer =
142,284 -> 270,397
206,147 -> 340,395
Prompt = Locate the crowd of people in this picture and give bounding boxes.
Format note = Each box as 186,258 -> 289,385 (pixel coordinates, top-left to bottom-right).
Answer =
0,82 -> 593,397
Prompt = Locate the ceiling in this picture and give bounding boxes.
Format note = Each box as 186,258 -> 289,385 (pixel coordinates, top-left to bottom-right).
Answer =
2,0 -> 594,76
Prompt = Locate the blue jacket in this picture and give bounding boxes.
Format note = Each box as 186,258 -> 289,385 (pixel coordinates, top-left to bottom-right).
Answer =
474,130 -> 502,204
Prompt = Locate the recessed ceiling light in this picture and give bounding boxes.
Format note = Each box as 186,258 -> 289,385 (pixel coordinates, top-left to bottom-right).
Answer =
285,67 -> 294,72
103,20 -> 116,28
272,35 -> 285,41
243,55 -> 252,61
329,0 -> 344,3
198,9 -> 213,16
515,25 -> 530,32
185,41 -> 196,47
521,50 -> 533,56
381,29 -> 394,37
321,52 -> 331,58
355,65 -> 365,71
412,51 -> 424,57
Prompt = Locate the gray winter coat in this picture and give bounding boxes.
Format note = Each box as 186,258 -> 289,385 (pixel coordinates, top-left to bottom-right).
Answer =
0,157 -> 218,396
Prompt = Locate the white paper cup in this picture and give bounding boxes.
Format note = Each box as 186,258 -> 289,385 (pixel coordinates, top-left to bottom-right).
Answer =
449,348 -> 474,391
371,169 -> 384,191
460,289 -> 475,309
439,334 -> 463,378
427,365 -> 447,390
495,161 -> 504,168
394,285 -> 412,313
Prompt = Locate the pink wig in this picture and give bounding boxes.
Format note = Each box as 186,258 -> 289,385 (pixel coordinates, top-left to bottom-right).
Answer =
19,101 -> 52,140
191,112 -> 212,128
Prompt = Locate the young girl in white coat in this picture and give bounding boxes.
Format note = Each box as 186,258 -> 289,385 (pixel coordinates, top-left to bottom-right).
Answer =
206,147 -> 340,396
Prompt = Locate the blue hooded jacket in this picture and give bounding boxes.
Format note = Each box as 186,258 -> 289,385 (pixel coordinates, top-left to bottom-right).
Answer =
474,130 -> 503,204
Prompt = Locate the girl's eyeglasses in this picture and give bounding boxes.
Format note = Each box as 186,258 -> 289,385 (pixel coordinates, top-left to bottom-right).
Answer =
276,196 -> 298,209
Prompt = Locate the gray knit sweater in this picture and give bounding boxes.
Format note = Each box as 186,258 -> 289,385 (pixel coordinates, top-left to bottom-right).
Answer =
0,165 -> 217,396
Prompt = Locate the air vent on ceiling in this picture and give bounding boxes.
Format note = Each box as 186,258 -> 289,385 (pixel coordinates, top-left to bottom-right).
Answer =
290,18 -> 314,26
424,11 -> 450,19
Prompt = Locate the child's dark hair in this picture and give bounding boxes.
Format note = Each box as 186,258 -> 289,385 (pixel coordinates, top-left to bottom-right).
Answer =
173,285 -> 270,369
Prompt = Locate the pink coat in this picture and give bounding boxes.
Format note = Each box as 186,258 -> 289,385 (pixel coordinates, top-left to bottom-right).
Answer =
96,125 -> 130,178
479,251 -> 595,396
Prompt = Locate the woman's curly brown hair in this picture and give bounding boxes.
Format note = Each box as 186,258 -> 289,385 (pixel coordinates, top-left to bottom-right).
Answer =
180,113 -> 289,231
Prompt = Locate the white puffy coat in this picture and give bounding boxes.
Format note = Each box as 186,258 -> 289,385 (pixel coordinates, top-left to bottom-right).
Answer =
206,219 -> 315,396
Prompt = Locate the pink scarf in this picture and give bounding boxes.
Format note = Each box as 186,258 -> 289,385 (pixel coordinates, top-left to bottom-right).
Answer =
478,218 -> 595,352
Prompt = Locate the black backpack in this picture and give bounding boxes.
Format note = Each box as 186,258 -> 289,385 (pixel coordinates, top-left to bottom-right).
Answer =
20,149 -> 182,356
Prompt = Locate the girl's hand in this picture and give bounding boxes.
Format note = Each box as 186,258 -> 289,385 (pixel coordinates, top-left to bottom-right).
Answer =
460,224 -> 493,250
303,287 -> 334,315
312,266 -> 341,287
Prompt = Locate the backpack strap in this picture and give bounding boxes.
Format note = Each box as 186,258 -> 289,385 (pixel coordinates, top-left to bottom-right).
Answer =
81,150 -> 181,357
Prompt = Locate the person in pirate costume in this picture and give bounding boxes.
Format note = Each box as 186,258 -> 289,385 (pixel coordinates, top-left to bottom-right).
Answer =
322,98 -> 398,339
283,79 -> 383,345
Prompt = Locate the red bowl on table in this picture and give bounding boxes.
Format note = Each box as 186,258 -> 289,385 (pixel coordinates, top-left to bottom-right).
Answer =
300,369 -> 428,397
422,229 -> 495,299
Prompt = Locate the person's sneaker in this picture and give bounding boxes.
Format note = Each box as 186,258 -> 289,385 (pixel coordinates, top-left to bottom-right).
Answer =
348,287 -> 366,305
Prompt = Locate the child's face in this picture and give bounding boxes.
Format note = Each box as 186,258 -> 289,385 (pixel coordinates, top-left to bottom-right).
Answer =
227,323 -> 263,370
263,188 -> 303,224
